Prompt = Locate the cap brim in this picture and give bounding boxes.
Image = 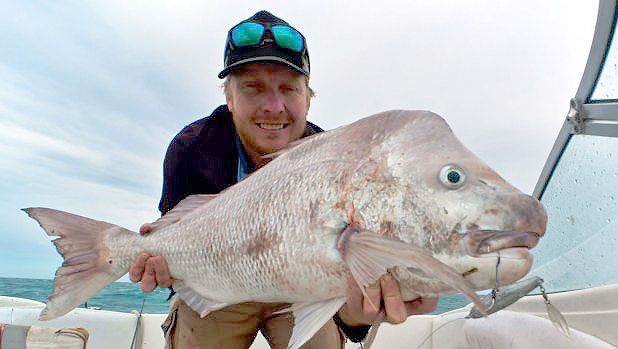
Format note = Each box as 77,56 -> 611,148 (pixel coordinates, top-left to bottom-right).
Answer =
218,56 -> 308,79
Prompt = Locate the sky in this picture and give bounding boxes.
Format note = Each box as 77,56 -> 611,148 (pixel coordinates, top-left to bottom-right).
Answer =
0,1 -> 598,280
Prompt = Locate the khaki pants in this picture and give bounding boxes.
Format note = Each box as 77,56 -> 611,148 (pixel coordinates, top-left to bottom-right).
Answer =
162,298 -> 345,349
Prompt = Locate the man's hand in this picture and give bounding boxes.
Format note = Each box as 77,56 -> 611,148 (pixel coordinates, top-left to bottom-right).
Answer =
128,223 -> 173,292
337,273 -> 438,326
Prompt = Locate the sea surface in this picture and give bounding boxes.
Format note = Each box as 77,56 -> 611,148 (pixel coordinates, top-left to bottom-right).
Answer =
0,277 -> 469,314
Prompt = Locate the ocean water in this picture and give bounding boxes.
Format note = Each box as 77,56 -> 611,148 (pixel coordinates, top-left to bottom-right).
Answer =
0,277 -> 171,313
0,277 -> 469,315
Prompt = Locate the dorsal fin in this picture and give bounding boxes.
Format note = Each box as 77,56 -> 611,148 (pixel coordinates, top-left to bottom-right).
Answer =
150,194 -> 217,233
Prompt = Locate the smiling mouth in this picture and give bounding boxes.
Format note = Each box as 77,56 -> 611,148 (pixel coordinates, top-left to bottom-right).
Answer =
465,230 -> 541,257
257,123 -> 287,130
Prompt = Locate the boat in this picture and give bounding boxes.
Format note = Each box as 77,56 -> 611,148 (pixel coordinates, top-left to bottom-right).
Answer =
2,1 -> 617,348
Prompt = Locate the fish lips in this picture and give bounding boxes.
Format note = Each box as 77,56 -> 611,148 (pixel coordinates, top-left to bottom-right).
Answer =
464,230 -> 541,257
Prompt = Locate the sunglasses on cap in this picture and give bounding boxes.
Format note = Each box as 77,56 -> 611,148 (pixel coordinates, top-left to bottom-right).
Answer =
229,21 -> 306,53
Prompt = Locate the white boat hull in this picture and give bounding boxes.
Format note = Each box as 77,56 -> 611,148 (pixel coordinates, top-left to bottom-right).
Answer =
2,283 -> 616,348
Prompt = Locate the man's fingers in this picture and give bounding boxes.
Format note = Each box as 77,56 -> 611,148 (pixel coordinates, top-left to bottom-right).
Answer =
363,280 -> 382,319
345,275 -> 363,305
337,276 -> 371,327
129,253 -> 150,282
404,297 -> 438,316
141,259 -> 157,293
139,223 -> 153,235
152,256 -> 172,288
380,274 -> 407,324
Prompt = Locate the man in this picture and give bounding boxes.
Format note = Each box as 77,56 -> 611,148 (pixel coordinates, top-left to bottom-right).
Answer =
129,10 -> 437,348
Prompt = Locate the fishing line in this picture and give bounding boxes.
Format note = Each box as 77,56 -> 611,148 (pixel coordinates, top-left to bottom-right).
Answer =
130,294 -> 147,349
412,251 -> 503,348
494,251 -> 501,291
413,316 -> 467,349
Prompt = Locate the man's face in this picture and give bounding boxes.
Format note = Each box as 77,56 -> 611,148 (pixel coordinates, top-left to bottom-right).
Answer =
226,63 -> 309,158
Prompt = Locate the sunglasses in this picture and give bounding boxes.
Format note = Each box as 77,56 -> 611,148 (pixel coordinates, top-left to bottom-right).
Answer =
229,22 -> 305,53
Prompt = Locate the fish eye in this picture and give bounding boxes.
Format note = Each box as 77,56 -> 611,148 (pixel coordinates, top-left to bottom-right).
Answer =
439,165 -> 466,189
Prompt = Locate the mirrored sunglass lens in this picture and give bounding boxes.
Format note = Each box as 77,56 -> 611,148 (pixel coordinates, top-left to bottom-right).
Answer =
231,23 -> 264,46
271,26 -> 303,52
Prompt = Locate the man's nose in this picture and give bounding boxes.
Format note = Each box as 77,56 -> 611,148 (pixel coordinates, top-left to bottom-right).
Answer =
262,90 -> 285,114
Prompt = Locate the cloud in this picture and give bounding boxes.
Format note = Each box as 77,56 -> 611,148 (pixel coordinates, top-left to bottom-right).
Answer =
0,1 -> 599,280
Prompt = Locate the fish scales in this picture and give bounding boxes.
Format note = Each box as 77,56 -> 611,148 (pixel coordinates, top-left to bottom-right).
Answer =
139,150 -> 353,302
24,110 -> 547,349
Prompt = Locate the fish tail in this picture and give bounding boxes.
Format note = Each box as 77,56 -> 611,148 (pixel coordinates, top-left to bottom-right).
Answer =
23,207 -> 139,320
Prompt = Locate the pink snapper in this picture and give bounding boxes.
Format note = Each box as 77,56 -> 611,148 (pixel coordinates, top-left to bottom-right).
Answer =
24,110 -> 546,348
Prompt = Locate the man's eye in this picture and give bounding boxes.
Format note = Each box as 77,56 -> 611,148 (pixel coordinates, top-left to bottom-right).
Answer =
280,85 -> 297,93
242,83 -> 261,91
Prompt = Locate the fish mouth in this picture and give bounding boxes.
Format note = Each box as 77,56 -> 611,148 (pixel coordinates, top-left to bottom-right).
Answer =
465,230 -> 541,257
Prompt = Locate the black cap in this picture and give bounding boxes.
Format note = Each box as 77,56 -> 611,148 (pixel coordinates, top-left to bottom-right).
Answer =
218,10 -> 310,79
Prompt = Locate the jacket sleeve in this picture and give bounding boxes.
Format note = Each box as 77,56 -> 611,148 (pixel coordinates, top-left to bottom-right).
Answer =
158,133 -> 191,215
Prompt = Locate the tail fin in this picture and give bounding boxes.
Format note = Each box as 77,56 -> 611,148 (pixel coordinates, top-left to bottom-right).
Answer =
23,207 -> 138,320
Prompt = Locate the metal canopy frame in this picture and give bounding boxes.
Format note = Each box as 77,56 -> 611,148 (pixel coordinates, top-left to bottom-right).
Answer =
533,0 -> 618,199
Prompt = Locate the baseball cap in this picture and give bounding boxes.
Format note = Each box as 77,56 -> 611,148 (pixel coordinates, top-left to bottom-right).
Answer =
218,10 -> 310,78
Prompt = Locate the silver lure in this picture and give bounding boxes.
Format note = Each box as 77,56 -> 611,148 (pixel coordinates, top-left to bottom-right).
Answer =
466,276 -> 543,319
467,275 -> 570,336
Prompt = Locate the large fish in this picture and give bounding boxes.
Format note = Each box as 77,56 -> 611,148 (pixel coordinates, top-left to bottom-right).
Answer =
24,110 -> 546,348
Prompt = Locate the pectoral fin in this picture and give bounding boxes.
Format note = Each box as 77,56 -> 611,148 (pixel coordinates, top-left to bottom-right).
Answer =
340,226 -> 486,313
